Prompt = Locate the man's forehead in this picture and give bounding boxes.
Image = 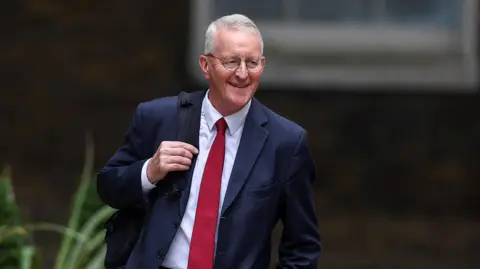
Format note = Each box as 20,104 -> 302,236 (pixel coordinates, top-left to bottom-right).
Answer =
215,29 -> 261,50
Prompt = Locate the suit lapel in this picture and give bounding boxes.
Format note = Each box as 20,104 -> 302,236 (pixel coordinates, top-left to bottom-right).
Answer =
221,99 -> 268,215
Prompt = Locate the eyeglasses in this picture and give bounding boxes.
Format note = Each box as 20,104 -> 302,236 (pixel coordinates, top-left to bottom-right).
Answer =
205,54 -> 265,73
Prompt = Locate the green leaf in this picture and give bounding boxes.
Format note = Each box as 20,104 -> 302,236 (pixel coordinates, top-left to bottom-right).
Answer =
63,205 -> 114,268
54,132 -> 95,269
20,246 -> 35,269
84,245 -> 107,269
0,165 -> 20,226
0,225 -> 28,243
0,167 -> 35,269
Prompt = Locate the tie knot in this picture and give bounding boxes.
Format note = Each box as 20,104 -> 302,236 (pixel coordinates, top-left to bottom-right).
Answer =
215,118 -> 227,135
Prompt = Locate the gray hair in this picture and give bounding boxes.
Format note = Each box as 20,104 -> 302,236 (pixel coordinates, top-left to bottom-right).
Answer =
204,14 -> 264,55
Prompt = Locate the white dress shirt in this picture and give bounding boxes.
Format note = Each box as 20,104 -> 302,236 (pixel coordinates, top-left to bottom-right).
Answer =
140,92 -> 251,269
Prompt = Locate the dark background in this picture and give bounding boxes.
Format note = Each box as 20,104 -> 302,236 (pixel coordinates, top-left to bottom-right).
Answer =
2,1 -> 479,268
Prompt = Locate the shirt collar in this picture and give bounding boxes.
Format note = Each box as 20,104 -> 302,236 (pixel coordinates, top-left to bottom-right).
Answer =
201,90 -> 251,135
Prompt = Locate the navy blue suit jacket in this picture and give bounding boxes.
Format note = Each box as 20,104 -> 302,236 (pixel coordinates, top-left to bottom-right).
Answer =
97,91 -> 321,269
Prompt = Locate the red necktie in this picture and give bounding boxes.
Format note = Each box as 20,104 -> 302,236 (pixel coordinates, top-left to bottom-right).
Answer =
188,118 -> 227,269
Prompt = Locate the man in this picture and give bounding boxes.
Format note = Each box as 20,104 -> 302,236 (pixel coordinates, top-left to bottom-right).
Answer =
97,14 -> 321,269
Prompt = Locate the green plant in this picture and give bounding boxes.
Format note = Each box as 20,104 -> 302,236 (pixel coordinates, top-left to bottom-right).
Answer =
53,131 -> 115,269
0,132 -> 115,269
0,165 -> 42,269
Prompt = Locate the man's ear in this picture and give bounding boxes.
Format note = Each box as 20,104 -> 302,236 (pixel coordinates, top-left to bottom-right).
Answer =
199,55 -> 209,79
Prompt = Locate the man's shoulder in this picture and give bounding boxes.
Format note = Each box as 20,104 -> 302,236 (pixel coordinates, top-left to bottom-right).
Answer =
255,99 -> 306,140
137,94 -> 178,117
136,90 -> 205,118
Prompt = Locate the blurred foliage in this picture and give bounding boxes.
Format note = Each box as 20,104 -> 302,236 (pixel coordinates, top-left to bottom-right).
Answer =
0,133 -> 114,269
0,165 -> 42,269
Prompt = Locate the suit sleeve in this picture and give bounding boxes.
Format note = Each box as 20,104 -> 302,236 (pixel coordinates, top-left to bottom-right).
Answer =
277,130 -> 322,268
96,104 -> 151,210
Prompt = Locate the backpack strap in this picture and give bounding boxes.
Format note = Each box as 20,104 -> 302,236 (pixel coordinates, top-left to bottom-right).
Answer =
177,91 -> 193,142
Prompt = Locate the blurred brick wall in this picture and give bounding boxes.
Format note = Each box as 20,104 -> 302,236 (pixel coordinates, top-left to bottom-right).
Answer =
1,1 -> 479,268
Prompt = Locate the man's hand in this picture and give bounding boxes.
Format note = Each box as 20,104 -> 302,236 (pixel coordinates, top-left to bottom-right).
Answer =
146,141 -> 199,184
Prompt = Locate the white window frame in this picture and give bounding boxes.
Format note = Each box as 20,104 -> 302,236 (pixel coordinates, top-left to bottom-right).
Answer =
188,0 -> 478,91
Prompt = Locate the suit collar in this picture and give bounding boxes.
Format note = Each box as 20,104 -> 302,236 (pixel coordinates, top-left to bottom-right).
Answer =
248,97 -> 268,127
221,97 -> 269,215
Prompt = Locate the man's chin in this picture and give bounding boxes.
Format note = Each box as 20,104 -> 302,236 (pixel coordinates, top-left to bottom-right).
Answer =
228,92 -> 254,109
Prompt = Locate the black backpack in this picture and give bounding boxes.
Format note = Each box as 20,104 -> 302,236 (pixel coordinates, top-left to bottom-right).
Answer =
102,91 -> 194,269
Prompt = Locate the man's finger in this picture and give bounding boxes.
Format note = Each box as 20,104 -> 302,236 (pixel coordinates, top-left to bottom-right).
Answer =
160,147 -> 194,159
165,156 -> 192,166
164,163 -> 190,172
169,141 -> 199,154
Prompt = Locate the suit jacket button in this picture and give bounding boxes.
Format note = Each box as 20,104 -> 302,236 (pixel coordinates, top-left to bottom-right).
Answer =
173,222 -> 179,229
156,248 -> 164,259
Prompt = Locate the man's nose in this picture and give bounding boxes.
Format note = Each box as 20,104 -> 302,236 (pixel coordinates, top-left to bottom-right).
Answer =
235,62 -> 248,79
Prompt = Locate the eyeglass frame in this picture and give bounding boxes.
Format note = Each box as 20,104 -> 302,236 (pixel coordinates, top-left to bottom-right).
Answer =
204,53 -> 266,73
